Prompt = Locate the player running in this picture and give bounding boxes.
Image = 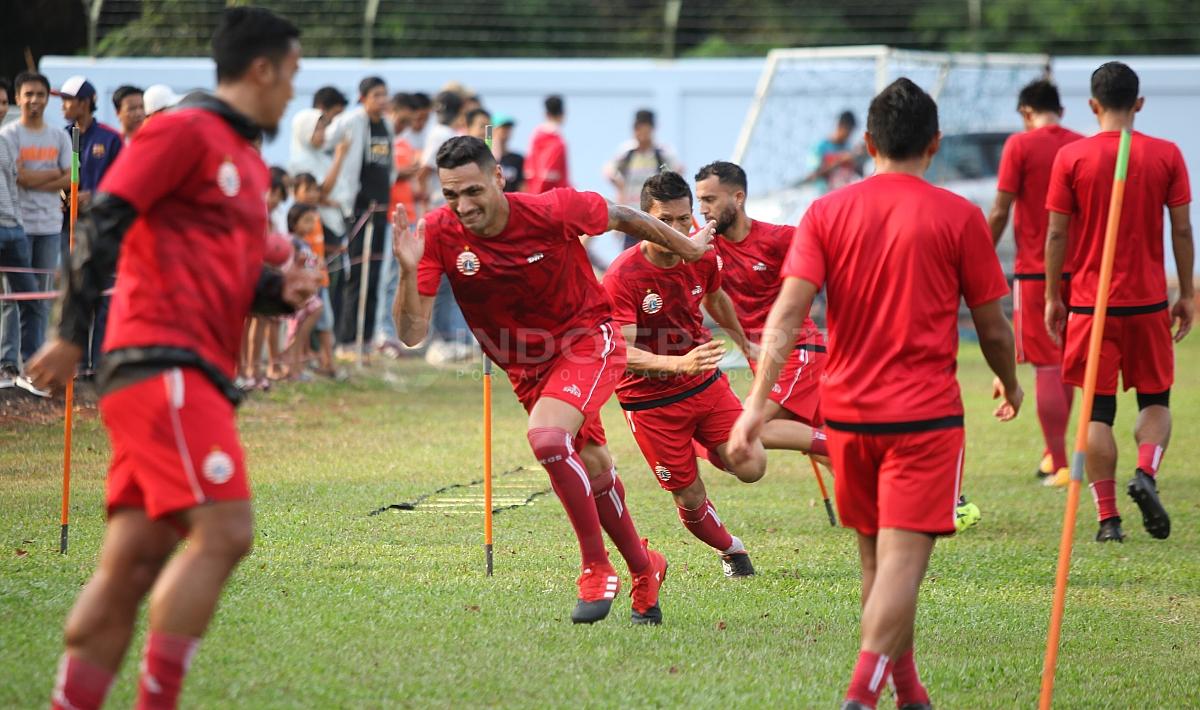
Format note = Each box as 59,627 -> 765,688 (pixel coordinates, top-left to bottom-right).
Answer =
988,78 -> 1084,487
694,161 -> 829,459
391,136 -> 713,625
602,171 -> 765,578
1044,61 -> 1193,543
29,9 -> 318,710
728,78 -> 1021,710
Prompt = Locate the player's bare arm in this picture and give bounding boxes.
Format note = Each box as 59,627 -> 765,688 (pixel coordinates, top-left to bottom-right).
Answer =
702,287 -> 758,361
391,206 -> 434,346
970,298 -> 1023,421
1043,210 -> 1071,343
727,276 -> 819,462
988,190 -> 1016,246
1168,202 -> 1194,341
607,202 -> 713,263
619,323 -> 724,377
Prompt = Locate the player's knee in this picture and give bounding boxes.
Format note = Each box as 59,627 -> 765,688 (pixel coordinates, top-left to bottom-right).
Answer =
1136,389 -> 1170,411
672,485 -> 706,512
193,516 -> 254,560
730,446 -> 767,483
527,426 -> 573,465
1090,394 -> 1117,426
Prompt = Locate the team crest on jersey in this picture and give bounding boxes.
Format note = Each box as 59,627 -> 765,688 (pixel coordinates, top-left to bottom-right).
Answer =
202,448 -> 235,485
216,158 -> 240,198
654,464 -> 671,482
752,262 -> 768,272
456,250 -> 481,276
91,143 -> 106,159
642,292 -> 663,314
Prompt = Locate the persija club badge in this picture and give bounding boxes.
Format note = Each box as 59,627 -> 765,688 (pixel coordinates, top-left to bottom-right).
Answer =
456,249 -> 480,276
217,158 -> 240,198
641,292 -> 663,314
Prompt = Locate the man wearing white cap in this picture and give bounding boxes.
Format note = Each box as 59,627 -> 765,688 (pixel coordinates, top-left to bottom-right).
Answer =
142,84 -> 182,117
59,76 -> 124,376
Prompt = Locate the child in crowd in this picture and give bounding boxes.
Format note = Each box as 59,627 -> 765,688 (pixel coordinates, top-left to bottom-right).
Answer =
283,199 -> 337,378
241,176 -> 293,390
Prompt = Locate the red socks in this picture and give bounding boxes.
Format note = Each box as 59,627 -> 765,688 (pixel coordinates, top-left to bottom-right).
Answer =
1089,479 -> 1120,521
677,498 -> 734,552
890,648 -> 930,707
52,654 -> 114,710
592,467 -> 650,573
1137,443 -> 1164,477
1035,366 -> 1073,471
846,650 -> 893,709
810,427 -> 829,457
136,631 -> 199,710
528,427 -> 610,568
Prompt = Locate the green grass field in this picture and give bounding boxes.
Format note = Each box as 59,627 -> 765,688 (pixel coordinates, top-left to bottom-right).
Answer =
2,342 -> 1199,708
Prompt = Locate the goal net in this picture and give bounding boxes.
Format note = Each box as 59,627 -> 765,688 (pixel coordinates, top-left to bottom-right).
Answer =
732,45 -> 1051,197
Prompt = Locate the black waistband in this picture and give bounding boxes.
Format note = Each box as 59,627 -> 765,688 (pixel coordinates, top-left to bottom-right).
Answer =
1068,300 -> 1168,316
620,369 -> 721,411
824,415 -> 964,434
794,343 -> 828,353
1013,272 -> 1072,281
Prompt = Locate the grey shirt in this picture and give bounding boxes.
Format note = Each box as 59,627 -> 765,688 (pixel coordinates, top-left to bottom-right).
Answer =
0,134 -> 20,228
0,121 -> 71,235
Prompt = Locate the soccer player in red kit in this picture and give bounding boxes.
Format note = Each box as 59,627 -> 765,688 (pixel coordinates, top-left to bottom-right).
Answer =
1044,61 -> 1193,543
988,78 -> 1085,487
603,171 -> 766,578
694,161 -> 829,458
391,136 -> 713,624
27,9 -> 318,710
727,79 -> 1022,710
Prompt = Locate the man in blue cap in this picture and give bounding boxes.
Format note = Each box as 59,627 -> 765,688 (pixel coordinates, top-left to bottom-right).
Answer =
490,112 -> 525,192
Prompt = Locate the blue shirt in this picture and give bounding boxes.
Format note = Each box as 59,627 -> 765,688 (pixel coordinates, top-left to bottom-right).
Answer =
66,119 -> 123,193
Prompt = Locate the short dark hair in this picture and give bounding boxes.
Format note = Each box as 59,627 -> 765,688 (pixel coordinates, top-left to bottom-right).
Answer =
867,78 -> 939,161
1017,79 -> 1062,113
313,85 -> 347,110
287,202 -> 317,234
294,172 -> 318,190
838,110 -> 857,130
436,136 -> 496,172
411,92 -> 432,110
695,161 -> 748,193
545,94 -> 564,117
1091,61 -> 1139,111
634,109 -> 655,128
640,170 -> 692,212
112,85 -> 142,113
465,107 -> 491,126
269,165 -> 290,196
434,90 -> 464,126
13,71 -> 50,95
0,78 -> 9,100
391,92 -> 418,111
359,76 -> 386,98
212,7 -> 299,83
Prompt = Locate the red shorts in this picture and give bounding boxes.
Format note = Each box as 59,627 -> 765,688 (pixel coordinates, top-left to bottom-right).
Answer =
510,321 -> 626,449
1013,277 -> 1063,366
100,367 -> 250,521
1063,306 -> 1173,395
769,346 -> 825,426
827,425 -> 964,537
620,373 -> 743,492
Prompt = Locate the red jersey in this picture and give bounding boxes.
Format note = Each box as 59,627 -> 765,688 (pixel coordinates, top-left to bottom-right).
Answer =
996,124 -> 1084,275
783,173 -> 1009,426
525,124 -> 570,194
1046,130 -> 1191,308
603,245 -> 722,403
715,219 -> 823,347
101,105 -> 269,382
418,188 -> 611,378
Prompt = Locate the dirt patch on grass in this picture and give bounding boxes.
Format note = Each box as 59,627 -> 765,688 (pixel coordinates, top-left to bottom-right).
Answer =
0,381 -> 98,426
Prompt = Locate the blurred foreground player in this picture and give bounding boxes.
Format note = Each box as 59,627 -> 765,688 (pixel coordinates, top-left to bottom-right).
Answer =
29,8 -> 318,709
728,79 -> 1022,709
603,171 -> 765,578
988,79 -> 1084,486
392,136 -> 713,624
1044,61 -> 1193,542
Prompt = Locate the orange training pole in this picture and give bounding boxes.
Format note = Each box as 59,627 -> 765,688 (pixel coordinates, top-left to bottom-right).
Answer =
483,125 -> 494,576
61,126 -> 80,554
1039,128 -> 1132,708
810,458 -> 836,527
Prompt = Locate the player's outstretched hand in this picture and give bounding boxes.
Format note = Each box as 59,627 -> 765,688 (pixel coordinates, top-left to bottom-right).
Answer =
726,404 -> 765,465
392,207 -> 425,274
26,338 -> 83,394
680,220 -> 716,263
1171,296 -> 1194,342
1044,297 -> 1067,346
992,376 -> 1023,421
282,266 -> 320,309
679,340 -> 725,375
